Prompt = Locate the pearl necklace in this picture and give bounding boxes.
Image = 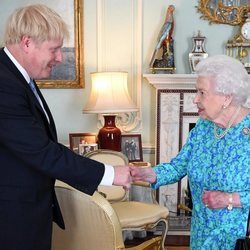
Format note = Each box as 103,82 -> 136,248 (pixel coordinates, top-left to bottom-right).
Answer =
213,106 -> 241,140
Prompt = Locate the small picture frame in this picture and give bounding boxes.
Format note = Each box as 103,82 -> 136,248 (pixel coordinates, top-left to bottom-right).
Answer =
79,143 -> 98,156
69,133 -> 97,154
121,134 -> 143,162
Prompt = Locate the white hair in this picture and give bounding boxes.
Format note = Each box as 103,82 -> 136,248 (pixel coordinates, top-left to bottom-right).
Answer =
195,55 -> 250,105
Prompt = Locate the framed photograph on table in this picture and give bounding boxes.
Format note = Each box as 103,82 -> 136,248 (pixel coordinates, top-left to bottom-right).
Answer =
69,133 -> 97,154
121,134 -> 143,162
79,143 -> 98,156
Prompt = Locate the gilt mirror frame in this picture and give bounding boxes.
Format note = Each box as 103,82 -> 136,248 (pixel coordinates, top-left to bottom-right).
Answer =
197,0 -> 250,25
0,0 -> 84,88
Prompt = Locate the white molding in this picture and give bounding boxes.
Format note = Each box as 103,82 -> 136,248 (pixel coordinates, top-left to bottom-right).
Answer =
144,73 -> 250,106
96,0 -> 106,71
143,73 -> 197,89
96,0 -> 143,133
130,0 -> 143,132
142,144 -> 155,155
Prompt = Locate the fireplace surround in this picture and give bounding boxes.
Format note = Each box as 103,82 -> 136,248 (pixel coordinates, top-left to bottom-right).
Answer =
144,74 -> 198,243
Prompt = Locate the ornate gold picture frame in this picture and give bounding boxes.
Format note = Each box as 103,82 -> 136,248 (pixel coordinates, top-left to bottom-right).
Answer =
38,0 -> 84,88
197,0 -> 250,25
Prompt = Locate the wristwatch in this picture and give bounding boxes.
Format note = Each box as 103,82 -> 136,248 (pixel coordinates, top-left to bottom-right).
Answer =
227,193 -> 233,210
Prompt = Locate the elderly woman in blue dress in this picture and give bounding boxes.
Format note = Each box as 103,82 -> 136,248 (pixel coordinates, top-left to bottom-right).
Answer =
130,55 -> 250,249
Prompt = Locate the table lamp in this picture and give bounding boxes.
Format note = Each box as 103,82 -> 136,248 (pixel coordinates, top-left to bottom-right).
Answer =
83,72 -> 138,151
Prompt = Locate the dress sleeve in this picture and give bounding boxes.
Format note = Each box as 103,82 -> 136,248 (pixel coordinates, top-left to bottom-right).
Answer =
239,191 -> 250,209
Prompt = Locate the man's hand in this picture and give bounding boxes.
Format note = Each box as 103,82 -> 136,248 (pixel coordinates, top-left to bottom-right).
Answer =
130,165 -> 156,184
113,165 -> 132,189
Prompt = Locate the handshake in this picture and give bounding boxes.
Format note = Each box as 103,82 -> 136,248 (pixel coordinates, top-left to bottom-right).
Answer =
112,163 -> 156,189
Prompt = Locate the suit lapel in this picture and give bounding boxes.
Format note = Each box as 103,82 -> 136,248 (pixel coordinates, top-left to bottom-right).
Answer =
0,48 -> 58,142
33,81 -> 58,141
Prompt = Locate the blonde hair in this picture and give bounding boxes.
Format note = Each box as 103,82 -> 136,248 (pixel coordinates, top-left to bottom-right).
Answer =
4,4 -> 69,45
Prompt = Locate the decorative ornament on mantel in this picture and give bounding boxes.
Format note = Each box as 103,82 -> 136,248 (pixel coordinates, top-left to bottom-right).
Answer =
189,30 -> 208,74
149,5 -> 176,74
225,12 -> 250,74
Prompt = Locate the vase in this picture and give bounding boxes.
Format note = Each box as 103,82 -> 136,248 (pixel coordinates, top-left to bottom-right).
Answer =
189,31 -> 208,74
98,115 -> 121,151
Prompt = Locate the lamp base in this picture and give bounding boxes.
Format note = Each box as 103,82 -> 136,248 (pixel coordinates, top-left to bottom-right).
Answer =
98,115 -> 121,151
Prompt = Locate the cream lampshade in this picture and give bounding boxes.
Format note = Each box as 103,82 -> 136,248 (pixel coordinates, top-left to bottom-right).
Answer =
83,72 -> 138,151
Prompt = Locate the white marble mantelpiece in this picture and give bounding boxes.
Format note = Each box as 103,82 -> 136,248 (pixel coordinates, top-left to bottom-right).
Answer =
144,73 -> 250,106
143,74 -> 197,89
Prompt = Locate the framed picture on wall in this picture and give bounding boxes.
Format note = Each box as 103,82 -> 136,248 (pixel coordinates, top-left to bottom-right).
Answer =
121,134 -> 143,162
69,133 -> 97,154
0,0 -> 84,88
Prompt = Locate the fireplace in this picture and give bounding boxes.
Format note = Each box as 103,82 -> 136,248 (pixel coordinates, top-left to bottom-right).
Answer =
144,74 -> 198,244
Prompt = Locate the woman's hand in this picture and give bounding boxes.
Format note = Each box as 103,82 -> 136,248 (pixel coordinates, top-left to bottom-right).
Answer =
202,190 -> 241,209
130,166 -> 157,184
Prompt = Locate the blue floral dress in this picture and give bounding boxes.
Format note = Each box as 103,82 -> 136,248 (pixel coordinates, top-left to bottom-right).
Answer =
151,114 -> 250,250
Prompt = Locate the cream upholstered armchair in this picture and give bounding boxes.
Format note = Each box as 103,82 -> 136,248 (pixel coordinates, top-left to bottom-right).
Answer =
85,149 -> 129,203
52,186 -> 162,250
53,149 -> 169,249
84,149 -> 169,250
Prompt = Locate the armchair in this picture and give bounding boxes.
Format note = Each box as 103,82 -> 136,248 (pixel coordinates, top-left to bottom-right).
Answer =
84,149 -> 169,250
85,149 -> 129,203
52,186 -> 162,250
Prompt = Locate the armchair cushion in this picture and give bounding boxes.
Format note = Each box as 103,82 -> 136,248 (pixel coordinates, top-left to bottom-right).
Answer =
112,201 -> 169,229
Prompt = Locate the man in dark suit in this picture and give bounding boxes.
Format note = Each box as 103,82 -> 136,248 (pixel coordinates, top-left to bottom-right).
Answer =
0,4 -> 131,250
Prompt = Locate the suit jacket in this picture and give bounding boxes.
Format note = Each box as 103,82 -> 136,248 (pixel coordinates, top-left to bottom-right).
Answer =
0,48 -> 105,250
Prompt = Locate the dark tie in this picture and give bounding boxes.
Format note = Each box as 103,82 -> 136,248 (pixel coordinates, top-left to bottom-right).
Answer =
29,79 -> 40,101
28,79 -> 50,122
